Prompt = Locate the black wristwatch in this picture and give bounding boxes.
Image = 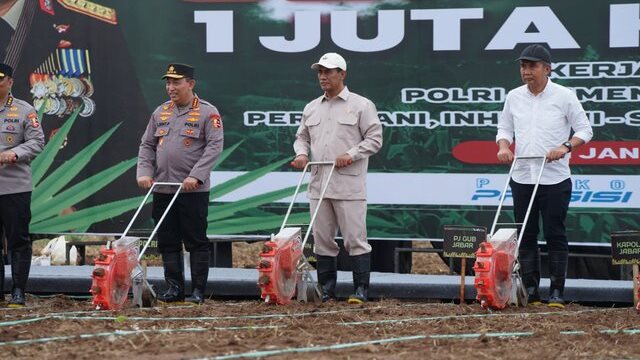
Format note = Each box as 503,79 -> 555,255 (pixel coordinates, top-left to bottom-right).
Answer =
562,141 -> 572,152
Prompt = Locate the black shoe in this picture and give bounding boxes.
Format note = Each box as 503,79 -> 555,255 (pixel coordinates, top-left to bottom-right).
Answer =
8,288 -> 25,308
347,286 -> 367,304
321,291 -> 336,303
185,288 -> 205,304
548,289 -> 565,309
157,286 -> 185,303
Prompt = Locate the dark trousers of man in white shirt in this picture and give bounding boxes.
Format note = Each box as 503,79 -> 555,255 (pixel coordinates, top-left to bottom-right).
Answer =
510,178 -> 572,303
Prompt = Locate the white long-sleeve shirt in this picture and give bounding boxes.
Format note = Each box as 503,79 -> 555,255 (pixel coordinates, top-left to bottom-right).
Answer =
496,79 -> 593,185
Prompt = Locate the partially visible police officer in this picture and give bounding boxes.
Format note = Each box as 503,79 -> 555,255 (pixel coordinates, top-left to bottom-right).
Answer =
137,64 -> 223,305
0,63 -> 44,307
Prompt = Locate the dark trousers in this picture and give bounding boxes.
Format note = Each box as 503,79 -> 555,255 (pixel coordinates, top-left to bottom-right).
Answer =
0,192 -> 32,252
152,192 -> 209,253
510,178 -> 572,253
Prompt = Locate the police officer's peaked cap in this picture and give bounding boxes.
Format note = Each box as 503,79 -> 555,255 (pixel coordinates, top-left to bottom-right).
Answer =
517,44 -> 551,64
162,63 -> 195,79
0,63 -> 13,79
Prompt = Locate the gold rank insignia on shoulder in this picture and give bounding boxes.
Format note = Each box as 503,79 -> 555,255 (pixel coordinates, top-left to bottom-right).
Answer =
57,0 -> 117,25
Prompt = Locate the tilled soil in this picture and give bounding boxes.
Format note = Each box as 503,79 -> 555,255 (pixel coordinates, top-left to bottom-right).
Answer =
1,296 -> 639,359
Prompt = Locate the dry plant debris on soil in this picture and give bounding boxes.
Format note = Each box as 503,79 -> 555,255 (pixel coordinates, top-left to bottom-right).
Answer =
22,239 -> 637,359
1,296 -> 639,360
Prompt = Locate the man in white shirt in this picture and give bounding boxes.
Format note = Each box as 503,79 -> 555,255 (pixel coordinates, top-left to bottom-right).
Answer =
496,44 -> 593,308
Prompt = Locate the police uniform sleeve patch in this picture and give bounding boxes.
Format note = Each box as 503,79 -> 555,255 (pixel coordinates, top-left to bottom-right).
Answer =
28,113 -> 41,128
210,114 -> 222,128
57,0 -> 118,25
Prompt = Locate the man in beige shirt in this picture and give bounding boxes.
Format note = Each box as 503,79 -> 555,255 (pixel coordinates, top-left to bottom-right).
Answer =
292,53 -> 383,304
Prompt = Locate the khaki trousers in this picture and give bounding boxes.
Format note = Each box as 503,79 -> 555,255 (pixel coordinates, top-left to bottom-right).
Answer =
309,198 -> 371,257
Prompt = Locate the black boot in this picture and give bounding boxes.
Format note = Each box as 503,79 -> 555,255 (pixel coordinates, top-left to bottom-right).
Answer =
158,251 -> 185,303
185,251 -> 210,304
8,247 -> 32,308
548,250 -> 568,308
316,255 -> 337,302
347,253 -> 370,304
518,247 -> 541,305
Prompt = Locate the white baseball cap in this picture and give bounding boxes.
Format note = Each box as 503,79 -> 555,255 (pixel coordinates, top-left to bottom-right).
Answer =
311,52 -> 347,71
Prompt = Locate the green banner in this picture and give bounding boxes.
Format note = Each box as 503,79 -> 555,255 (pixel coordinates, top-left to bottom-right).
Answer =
11,0 -> 639,242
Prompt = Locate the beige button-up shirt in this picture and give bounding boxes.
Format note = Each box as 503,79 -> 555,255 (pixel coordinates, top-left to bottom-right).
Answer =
294,86 -> 382,200
137,96 -> 224,194
0,95 -> 45,195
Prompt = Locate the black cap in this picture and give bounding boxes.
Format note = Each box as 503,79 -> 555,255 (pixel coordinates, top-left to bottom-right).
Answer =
517,44 -> 551,64
0,63 -> 13,79
162,63 -> 194,79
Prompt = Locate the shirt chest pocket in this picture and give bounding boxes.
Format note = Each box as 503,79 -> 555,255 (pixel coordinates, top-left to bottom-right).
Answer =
180,128 -> 201,150
304,113 -> 322,137
336,113 -> 359,140
1,123 -> 23,145
180,128 -> 201,138
154,126 -> 171,137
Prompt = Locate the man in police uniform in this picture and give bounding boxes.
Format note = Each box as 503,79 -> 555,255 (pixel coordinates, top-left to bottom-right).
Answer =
137,63 -> 223,304
292,53 -> 383,304
1,0 -> 148,231
0,63 -> 45,307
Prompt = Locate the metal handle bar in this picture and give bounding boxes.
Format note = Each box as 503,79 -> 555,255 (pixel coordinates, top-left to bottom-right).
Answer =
489,156 -> 546,253
112,181 -> 183,259
280,161 -> 336,249
138,182 -> 183,260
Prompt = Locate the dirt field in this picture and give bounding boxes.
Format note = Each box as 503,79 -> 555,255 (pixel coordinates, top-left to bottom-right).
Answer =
15,239 -> 638,359
1,296 -> 639,359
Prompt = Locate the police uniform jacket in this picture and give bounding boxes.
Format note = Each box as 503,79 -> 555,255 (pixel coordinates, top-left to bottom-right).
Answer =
0,95 -> 45,195
294,86 -> 383,200
137,97 -> 224,194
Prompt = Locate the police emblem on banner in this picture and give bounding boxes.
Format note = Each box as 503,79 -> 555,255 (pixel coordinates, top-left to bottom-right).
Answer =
30,48 -> 95,119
